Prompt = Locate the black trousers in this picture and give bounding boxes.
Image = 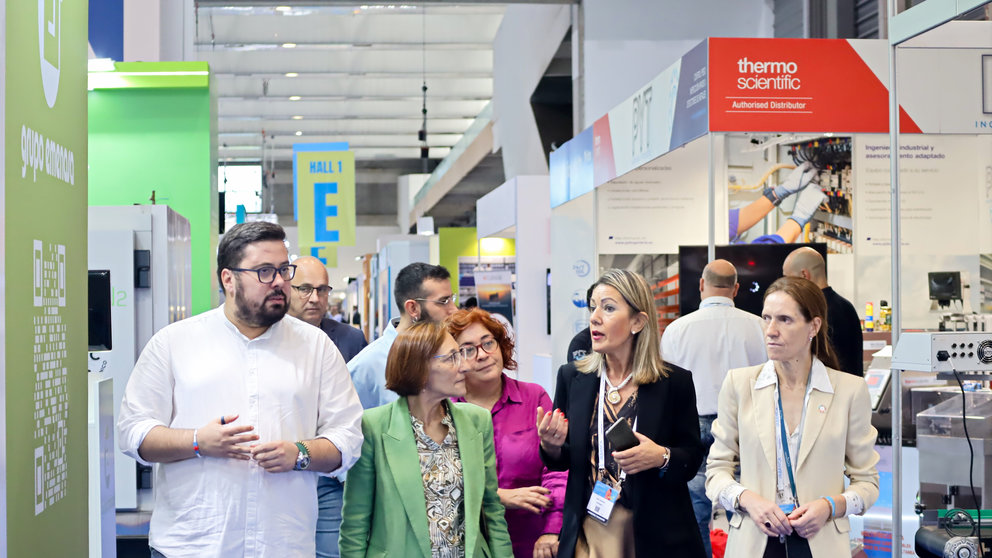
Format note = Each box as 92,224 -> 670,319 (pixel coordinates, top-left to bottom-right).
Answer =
763,535 -> 813,558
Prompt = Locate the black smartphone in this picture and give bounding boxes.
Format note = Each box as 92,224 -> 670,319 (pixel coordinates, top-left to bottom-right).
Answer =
605,419 -> 639,452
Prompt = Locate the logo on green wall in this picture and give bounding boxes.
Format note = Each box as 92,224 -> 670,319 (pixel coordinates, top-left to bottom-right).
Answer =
39,0 -> 63,108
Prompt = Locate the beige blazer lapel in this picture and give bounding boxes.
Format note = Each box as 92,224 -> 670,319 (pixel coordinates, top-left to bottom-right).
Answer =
797,389 -> 833,471
751,375 -> 778,473
382,398 -> 433,558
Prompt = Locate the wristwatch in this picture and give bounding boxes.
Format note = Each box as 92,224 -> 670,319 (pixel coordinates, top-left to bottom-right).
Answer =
293,441 -> 311,471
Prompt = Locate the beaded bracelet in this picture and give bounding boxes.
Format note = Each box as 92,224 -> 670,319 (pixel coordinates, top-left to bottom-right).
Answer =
193,429 -> 202,458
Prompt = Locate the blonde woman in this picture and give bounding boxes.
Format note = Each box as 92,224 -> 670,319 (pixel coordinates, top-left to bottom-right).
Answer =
538,269 -> 705,558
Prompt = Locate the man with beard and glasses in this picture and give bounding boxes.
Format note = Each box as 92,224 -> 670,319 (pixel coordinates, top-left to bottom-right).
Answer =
347,262 -> 456,410
117,221 -> 364,558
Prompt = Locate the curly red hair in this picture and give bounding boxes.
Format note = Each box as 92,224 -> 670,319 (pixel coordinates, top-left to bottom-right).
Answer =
445,308 -> 517,371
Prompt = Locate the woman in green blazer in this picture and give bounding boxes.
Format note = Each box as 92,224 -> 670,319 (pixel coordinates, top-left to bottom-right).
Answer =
340,321 -> 513,558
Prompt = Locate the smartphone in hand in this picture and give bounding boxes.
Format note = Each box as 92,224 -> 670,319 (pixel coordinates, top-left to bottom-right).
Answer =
605,419 -> 639,452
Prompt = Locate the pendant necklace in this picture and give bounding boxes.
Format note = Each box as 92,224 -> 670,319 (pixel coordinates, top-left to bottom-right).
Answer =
604,371 -> 634,405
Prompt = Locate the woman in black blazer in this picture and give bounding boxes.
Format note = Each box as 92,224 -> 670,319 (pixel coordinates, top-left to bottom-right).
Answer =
539,269 -> 705,558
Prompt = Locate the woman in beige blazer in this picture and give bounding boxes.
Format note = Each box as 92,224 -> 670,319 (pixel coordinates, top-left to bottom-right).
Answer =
705,276 -> 879,558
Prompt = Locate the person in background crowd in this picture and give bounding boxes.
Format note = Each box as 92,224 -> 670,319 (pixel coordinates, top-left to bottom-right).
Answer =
661,259 -> 767,557
706,276 -> 878,558
117,221 -> 364,557
347,262 -> 457,409
539,269 -> 705,558
782,247 -> 864,376
448,308 -> 567,558
340,321 -> 513,558
289,256 -> 368,362
329,303 -> 345,322
566,286 -> 594,364
286,255 -> 369,558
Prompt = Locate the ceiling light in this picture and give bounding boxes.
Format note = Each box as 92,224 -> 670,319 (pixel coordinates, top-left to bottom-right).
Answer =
282,43 -> 297,48
275,5 -> 292,11
292,115 -> 303,120
285,72 -> 298,77
295,131 -> 303,136
88,58 -> 115,72
289,95 -> 301,101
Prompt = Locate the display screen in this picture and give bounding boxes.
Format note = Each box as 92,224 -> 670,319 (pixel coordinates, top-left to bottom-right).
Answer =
88,270 -> 112,352
677,243 -> 828,317
928,271 -> 962,302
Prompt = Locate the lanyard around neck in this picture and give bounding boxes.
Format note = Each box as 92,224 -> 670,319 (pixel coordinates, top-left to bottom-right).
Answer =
598,367 -> 637,482
775,372 -> 812,505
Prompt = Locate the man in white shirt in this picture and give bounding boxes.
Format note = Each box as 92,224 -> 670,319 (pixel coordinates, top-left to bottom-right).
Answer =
117,221 -> 364,558
661,259 -> 766,557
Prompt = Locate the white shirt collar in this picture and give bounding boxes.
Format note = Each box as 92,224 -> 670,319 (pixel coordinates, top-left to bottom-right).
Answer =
754,357 -> 834,394
699,295 -> 734,309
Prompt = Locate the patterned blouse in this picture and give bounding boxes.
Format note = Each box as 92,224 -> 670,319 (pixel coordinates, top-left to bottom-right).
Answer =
588,389 -> 639,507
410,403 -> 466,558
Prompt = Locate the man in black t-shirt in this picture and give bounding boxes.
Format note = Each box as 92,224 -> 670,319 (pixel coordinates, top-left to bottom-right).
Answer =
783,247 -> 864,376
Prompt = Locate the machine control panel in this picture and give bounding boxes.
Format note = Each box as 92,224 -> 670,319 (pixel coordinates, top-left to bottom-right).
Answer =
892,332 -> 992,373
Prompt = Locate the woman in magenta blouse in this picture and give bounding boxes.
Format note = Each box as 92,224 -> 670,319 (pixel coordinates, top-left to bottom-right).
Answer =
448,308 -> 567,558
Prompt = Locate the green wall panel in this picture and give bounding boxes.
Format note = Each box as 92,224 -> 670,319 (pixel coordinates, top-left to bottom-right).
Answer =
89,86 -> 217,315
4,0 -> 90,554
438,227 -> 515,301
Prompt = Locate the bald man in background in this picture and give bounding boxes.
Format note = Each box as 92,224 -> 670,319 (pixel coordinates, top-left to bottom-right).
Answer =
287,256 -> 368,558
661,259 -> 767,556
289,256 -> 368,362
783,247 -> 864,377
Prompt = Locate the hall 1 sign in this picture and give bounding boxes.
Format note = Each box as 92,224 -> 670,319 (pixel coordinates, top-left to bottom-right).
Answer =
293,143 -> 356,266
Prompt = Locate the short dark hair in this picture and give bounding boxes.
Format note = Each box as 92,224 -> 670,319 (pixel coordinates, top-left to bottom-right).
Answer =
217,221 -> 286,294
385,321 -> 448,396
393,263 -> 451,312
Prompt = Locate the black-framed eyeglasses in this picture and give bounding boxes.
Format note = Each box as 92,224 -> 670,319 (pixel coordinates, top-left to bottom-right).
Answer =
229,265 -> 296,284
432,349 -> 466,367
415,296 -> 454,307
292,284 -> 332,298
461,338 -> 498,360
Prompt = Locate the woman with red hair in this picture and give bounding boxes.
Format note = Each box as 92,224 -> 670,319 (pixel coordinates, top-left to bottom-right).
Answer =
448,308 -> 567,558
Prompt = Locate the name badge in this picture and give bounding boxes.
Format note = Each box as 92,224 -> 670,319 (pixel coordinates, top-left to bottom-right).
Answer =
586,480 -> 621,523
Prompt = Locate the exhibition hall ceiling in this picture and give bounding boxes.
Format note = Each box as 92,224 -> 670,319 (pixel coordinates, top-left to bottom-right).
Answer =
194,1 -> 544,223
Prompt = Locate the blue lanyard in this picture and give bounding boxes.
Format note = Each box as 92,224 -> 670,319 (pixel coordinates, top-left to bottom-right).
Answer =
776,376 -> 810,506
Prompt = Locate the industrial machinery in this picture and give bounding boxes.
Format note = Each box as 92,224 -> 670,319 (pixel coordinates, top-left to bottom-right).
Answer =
892,332 -> 992,557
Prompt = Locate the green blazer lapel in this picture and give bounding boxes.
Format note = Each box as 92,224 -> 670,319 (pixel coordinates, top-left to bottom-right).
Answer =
383,398 -> 432,558
751,375 -> 778,474
451,403 -> 485,557
796,389 -> 833,471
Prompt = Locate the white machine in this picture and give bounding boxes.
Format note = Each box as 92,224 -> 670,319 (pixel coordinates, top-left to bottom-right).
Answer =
892,331 -> 992,378
88,206 -> 191,510
893,332 -> 992,557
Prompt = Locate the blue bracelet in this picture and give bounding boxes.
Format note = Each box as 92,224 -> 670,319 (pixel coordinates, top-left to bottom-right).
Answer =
822,495 -> 836,518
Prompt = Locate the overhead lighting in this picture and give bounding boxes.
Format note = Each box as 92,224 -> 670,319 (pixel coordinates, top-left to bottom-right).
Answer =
282,43 -> 297,48
88,58 -> 115,72
295,131 -> 303,136
285,72 -> 298,77
292,115 -> 303,120
275,5 -> 292,11
289,95 -> 301,101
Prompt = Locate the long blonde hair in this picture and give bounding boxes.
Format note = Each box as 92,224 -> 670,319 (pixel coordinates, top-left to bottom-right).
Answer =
576,269 -> 668,384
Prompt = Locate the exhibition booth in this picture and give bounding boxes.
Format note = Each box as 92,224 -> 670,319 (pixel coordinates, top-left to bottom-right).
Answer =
550,25 -> 992,557
475,176 -> 554,390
